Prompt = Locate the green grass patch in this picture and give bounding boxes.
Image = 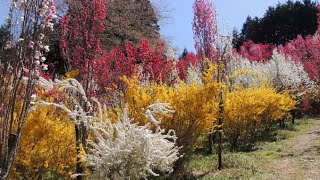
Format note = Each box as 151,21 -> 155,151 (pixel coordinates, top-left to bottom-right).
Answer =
184,119 -> 316,179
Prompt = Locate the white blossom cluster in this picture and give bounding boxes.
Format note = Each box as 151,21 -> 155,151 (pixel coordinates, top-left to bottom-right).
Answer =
29,78 -> 94,126
228,50 -> 314,89
85,104 -> 180,179
186,65 -> 203,85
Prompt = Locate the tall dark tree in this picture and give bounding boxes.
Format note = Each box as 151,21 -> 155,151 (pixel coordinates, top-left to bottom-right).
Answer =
179,47 -> 189,59
0,25 -> 10,50
44,22 -> 69,76
102,0 -> 161,50
233,0 -> 318,49
0,23 -> 16,70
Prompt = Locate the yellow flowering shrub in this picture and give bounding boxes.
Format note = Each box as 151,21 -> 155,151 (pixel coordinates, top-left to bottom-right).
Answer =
121,63 -> 297,152
224,87 -> 297,150
121,76 -> 221,155
10,90 -> 76,179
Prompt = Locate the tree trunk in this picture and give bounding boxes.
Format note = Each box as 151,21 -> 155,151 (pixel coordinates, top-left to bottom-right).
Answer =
217,90 -> 223,170
292,110 -> 296,124
75,125 -> 84,180
1,132 -> 23,179
208,134 -> 213,154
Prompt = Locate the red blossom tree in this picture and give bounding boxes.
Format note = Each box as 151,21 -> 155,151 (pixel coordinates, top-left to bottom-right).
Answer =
136,40 -> 175,84
176,52 -> 200,81
59,1 -> 107,178
282,35 -> 320,82
60,0 -> 107,96
192,0 -> 217,63
237,40 -> 275,62
94,39 -> 175,98
93,44 -> 136,96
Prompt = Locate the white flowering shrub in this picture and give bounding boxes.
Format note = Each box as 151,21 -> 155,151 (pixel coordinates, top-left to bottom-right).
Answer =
228,50 -> 314,89
85,103 -> 180,179
30,78 -> 94,127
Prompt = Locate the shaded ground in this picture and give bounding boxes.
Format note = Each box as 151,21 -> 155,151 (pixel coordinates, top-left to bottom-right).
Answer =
186,119 -> 320,180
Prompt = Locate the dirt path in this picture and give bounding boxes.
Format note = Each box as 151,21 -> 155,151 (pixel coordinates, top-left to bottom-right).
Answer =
264,119 -> 320,180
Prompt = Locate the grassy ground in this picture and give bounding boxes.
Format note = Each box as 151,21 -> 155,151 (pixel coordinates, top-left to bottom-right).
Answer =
184,119 -> 320,180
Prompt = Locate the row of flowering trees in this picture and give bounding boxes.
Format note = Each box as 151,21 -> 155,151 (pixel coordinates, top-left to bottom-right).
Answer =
0,0 -> 318,179
234,11 -> 320,114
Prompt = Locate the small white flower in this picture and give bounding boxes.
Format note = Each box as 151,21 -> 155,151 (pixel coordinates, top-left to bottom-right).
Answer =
30,94 -> 37,104
44,45 -> 50,52
34,51 -> 41,60
31,94 -> 36,99
41,57 -> 46,62
34,60 -> 40,66
39,33 -> 45,40
42,64 -> 48,71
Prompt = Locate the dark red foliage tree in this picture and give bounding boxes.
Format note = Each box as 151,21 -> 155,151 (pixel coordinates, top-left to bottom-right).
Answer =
94,39 -> 175,98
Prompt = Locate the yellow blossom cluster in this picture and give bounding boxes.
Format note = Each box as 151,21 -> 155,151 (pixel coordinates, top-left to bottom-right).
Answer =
224,86 -> 297,149
10,90 -> 76,179
121,75 -> 221,155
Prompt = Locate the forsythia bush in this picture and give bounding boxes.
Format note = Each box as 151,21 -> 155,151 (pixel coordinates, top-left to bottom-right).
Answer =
122,61 -> 297,153
122,71 -> 221,156
11,93 -> 76,179
224,87 -> 297,150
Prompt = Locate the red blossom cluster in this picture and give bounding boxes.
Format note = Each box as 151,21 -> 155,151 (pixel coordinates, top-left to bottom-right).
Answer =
237,41 -> 274,62
94,40 -> 175,96
176,53 -> 200,81
60,1 -> 174,98
282,35 -> 320,82
60,0 -> 107,95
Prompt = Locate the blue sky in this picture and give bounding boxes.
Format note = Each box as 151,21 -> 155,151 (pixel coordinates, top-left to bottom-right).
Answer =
0,0 -> 302,55
157,0 -> 301,54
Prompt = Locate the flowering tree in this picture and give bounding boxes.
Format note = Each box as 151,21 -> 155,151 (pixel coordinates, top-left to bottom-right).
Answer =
60,1 -> 108,177
136,40 -> 175,85
0,0 -> 56,178
228,50 -> 314,90
237,40 -> 274,62
192,0 -> 217,63
60,0 -> 107,95
282,35 -> 320,82
176,52 -> 200,81
93,39 -> 175,100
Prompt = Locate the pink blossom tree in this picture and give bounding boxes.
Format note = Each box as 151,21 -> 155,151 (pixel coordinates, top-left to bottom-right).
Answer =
282,35 -> 320,82
192,0 -> 217,63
